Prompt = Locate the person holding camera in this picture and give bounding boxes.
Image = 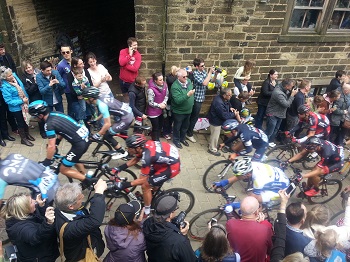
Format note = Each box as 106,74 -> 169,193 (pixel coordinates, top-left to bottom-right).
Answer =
36,60 -> 66,113
54,180 -> 107,261
143,193 -> 196,262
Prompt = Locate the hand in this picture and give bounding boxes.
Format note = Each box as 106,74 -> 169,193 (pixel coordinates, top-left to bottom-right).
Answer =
229,153 -> 237,160
159,103 -> 166,109
81,83 -> 86,89
22,97 -> 28,103
92,133 -> 102,140
219,143 -> 225,150
142,114 -> 148,120
137,207 -> 145,222
187,89 -> 195,97
101,76 -> 107,82
294,173 -> 303,183
284,131 -> 291,138
94,179 -> 107,194
291,136 -> 297,143
36,194 -> 46,207
116,181 -> 132,190
244,76 -> 251,81
129,46 -> 134,56
278,188 -> 290,204
280,161 -> 289,169
180,221 -> 189,235
291,88 -> 298,97
256,212 -> 265,223
39,158 -> 53,167
81,177 -> 99,189
45,206 -> 55,225
213,179 -> 229,188
209,66 -> 214,73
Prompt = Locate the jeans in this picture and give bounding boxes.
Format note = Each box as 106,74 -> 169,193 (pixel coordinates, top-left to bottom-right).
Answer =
65,93 -> 73,118
187,101 -> 202,137
172,112 -> 190,143
48,102 -> 64,113
265,115 -> 283,143
149,115 -> 164,141
255,104 -> 267,129
162,109 -> 173,135
330,125 -> 346,146
71,100 -> 86,121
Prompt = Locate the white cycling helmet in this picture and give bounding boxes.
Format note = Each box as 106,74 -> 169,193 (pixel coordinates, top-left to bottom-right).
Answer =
232,157 -> 253,176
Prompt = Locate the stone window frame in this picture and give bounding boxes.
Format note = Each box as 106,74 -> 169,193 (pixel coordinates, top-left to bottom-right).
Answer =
278,0 -> 350,42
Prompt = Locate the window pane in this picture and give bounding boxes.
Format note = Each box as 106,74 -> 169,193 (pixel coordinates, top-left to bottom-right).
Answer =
329,11 -> 350,29
335,0 -> 350,8
290,9 -> 321,28
295,0 -> 324,7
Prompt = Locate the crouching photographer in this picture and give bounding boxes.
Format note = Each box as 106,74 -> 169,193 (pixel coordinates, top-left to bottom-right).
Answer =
143,193 -> 197,262
54,179 -> 107,261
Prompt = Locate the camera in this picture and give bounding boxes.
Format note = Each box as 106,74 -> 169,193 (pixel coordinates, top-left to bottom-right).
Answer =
50,75 -> 56,80
171,211 -> 186,229
214,66 -> 222,73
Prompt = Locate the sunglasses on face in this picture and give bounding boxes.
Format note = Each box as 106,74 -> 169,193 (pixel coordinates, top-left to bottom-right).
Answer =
199,65 -> 205,67
182,76 -> 188,79
61,51 -> 71,55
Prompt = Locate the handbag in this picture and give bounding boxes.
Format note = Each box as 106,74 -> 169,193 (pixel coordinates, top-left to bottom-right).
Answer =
59,222 -> 100,262
343,119 -> 350,129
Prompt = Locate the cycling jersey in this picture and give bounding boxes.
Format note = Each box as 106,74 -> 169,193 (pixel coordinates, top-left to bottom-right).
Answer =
140,140 -> 181,186
0,154 -> 59,202
224,124 -> 268,161
290,112 -> 330,139
316,139 -> 343,174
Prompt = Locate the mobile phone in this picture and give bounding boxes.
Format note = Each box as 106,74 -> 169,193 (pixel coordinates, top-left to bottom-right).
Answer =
285,183 -> 296,196
210,218 -> 218,226
50,75 -> 56,80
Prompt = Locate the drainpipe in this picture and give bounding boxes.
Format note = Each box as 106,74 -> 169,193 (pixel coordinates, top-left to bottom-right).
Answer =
161,0 -> 168,76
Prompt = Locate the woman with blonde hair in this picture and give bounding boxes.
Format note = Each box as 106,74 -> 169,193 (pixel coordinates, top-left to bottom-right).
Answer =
233,60 -> 255,94
1,193 -> 58,261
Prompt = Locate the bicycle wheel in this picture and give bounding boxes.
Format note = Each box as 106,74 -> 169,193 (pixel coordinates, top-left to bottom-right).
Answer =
97,169 -> 138,193
330,210 -> 345,225
266,145 -> 294,162
81,140 -> 113,168
203,160 -> 234,193
163,188 -> 195,214
103,193 -> 130,225
302,153 -> 321,170
308,179 -> 342,204
189,209 -> 228,241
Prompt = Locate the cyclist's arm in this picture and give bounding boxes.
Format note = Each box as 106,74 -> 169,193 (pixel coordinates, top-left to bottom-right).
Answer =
46,138 -> 57,160
126,156 -> 141,167
96,101 -> 111,136
224,134 -> 239,146
289,121 -> 302,134
296,130 -> 315,143
288,148 -> 308,163
99,117 -> 111,136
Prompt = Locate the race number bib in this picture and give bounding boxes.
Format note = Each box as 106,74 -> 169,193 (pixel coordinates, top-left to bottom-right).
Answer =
76,125 -> 89,140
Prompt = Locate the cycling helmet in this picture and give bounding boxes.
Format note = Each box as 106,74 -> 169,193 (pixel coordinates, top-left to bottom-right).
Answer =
232,157 -> 253,176
240,108 -> 250,118
305,136 -> 322,150
221,119 -> 239,132
28,100 -> 48,116
297,104 -> 311,114
125,134 -> 147,148
82,87 -> 100,99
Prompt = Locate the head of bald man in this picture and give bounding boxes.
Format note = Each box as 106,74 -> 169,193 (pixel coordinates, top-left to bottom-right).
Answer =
240,196 -> 260,217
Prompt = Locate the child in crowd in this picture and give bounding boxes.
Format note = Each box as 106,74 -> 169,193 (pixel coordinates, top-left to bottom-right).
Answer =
72,67 -> 90,125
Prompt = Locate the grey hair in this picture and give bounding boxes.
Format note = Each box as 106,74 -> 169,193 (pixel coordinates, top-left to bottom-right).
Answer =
0,66 -> 12,80
177,68 -> 186,77
55,182 -> 82,212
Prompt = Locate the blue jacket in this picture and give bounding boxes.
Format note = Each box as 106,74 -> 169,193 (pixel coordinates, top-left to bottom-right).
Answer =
207,94 -> 235,126
285,225 -> 312,257
36,70 -> 65,106
1,73 -> 28,112
57,59 -> 71,93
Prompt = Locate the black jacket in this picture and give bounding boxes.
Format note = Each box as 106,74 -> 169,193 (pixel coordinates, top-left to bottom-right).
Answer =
326,78 -> 341,93
143,217 -> 196,262
6,206 -> 59,262
0,53 -> 17,73
20,70 -> 42,103
270,213 -> 286,262
128,83 -> 146,117
257,78 -> 277,106
55,193 -> 106,262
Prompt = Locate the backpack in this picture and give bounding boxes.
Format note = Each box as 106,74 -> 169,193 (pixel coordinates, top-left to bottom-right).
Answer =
194,118 -> 210,131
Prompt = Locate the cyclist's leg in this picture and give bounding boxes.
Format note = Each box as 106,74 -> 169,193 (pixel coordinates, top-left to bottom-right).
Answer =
304,165 -> 324,187
232,141 -> 245,152
108,114 -> 134,149
252,141 -> 268,161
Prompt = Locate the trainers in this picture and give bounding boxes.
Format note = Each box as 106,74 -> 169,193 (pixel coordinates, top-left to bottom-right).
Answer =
112,148 -> 128,159
269,142 -> 276,148
186,135 -> 196,143
304,188 -> 319,197
163,134 -> 171,140
208,149 -> 221,156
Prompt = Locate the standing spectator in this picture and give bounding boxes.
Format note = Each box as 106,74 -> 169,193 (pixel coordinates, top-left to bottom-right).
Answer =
326,70 -> 346,93
1,67 -> 35,147
142,193 -> 197,262
54,181 -> 107,261
186,58 -> 215,143
320,90 -> 340,116
265,79 -> 297,147
230,91 -> 250,112
0,93 -> 16,147
233,60 -> 255,94
128,76 -> 147,131
86,52 -> 113,97
36,61 -> 66,112
285,202 -> 312,258
0,193 -> 59,261
207,88 -> 237,156
119,37 -> 142,103
226,196 -> 273,262
256,69 -> 278,129
104,201 -> 146,262
164,66 -> 178,139
146,72 -> 168,141
286,79 -> 311,131
171,68 -> 195,149
0,42 -> 17,73
57,44 -> 74,117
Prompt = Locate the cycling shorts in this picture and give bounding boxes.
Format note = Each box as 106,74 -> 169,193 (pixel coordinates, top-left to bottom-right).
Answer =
259,191 -> 280,203
62,140 -> 90,167
145,162 -> 181,186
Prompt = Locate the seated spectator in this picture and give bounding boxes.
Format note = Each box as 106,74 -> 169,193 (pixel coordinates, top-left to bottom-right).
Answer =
54,180 -> 107,261
226,196 -> 273,262
233,60 -> 255,94
195,223 -> 241,262
207,88 -> 238,156
128,76 -> 147,132
143,193 -> 196,262
230,91 -> 250,112
0,193 -> 59,261
285,202 -> 312,257
104,201 -> 146,262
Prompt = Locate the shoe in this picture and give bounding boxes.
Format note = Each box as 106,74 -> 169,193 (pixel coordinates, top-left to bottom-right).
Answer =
174,142 -> 182,149
186,135 -> 196,143
26,133 -> 35,141
269,142 -> 276,148
304,188 -> 319,197
112,148 -> 128,160
163,134 -> 171,140
221,145 -> 233,153
3,135 -> 15,141
181,140 -> 189,147
208,149 -> 221,156
0,139 -> 6,147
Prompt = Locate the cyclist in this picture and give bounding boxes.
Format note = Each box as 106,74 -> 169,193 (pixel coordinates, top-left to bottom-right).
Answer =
114,134 -> 181,215
82,87 -> 131,157
219,120 -> 269,161
286,104 -> 330,144
285,136 -> 343,197
28,100 -> 95,187
0,153 -> 59,203
214,157 -> 290,203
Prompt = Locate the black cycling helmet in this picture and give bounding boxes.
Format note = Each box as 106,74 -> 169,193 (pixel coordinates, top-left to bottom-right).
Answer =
28,100 -> 49,116
82,87 -> 100,99
125,134 -> 147,148
305,136 -> 322,150
221,119 -> 239,132
297,104 -> 311,114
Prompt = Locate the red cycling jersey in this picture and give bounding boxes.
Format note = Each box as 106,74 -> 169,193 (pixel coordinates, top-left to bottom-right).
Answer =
290,112 -> 330,139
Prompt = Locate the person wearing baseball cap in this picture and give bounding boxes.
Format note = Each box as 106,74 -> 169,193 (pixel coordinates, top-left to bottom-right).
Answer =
104,200 -> 146,261
143,194 -> 196,262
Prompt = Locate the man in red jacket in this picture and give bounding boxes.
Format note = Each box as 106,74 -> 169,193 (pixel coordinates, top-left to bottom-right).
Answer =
118,37 -> 142,103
